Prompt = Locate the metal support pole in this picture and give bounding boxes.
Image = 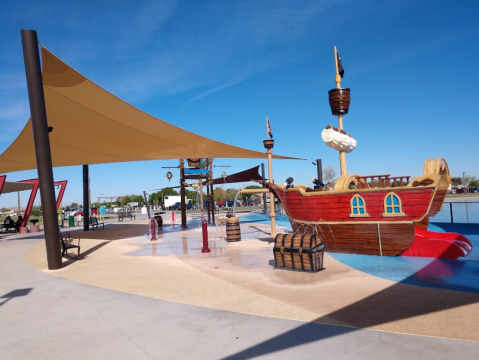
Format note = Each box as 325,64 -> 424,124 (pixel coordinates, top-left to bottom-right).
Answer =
317,159 -> 323,185
261,163 -> 267,214
209,158 -> 215,225
450,202 -> 454,223
200,180 -> 205,222
206,179 -> 211,224
206,158 -> 211,224
180,159 -> 187,228
210,181 -> 215,223
83,165 -> 90,231
21,29 -> 62,270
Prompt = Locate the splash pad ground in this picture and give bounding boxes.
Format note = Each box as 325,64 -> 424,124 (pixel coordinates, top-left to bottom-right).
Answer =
23,215 -> 479,343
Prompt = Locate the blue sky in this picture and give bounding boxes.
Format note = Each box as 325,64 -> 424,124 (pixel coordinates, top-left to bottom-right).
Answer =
0,0 -> 478,207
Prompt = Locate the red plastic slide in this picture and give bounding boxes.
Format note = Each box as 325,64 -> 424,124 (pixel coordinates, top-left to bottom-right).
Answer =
401,227 -> 473,259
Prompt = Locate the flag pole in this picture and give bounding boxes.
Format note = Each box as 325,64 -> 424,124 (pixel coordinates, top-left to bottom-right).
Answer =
334,46 -> 347,176
334,46 -> 341,89
266,117 -> 270,140
263,116 -> 276,238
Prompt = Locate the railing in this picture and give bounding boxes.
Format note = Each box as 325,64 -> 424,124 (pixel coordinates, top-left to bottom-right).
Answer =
389,176 -> 411,187
355,174 -> 411,189
432,201 -> 479,224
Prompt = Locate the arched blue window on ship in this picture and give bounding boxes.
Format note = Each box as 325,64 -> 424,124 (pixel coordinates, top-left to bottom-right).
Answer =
383,192 -> 405,217
350,194 -> 369,217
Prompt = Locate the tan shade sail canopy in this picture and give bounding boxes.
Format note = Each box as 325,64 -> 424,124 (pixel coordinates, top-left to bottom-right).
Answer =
1,181 -> 34,194
0,48 -> 298,174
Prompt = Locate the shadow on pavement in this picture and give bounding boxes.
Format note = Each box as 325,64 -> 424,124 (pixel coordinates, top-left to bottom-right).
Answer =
0,288 -> 32,307
222,255 -> 479,359
62,241 -> 110,267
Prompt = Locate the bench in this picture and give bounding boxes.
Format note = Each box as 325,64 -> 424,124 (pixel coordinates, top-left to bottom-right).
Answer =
3,224 -> 16,233
59,231 -> 80,258
89,217 -> 104,231
118,212 -> 135,221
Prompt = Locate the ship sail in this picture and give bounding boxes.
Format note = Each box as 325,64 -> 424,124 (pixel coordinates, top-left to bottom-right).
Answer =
321,126 -> 357,153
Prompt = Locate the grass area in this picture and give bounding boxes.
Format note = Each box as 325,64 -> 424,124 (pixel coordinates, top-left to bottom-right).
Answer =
0,215 -> 43,225
0,215 -> 119,227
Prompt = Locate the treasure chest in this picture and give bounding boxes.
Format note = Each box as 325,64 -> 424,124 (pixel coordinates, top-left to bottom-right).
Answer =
273,233 -> 324,272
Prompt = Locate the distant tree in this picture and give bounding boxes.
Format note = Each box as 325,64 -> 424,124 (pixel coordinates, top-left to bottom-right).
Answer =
470,180 -> 478,188
163,188 -> 179,196
147,188 -> 179,206
225,188 -> 239,201
213,187 -> 226,202
451,177 -> 462,186
1,207 -> 10,213
132,194 -> 145,206
185,189 -> 198,204
464,175 -> 477,186
239,185 -> 262,201
149,192 -> 160,205
322,166 -> 337,184
31,206 -> 42,217
123,195 -> 132,205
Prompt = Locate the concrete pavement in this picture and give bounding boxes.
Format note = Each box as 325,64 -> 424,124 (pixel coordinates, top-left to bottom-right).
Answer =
1,234 -> 479,359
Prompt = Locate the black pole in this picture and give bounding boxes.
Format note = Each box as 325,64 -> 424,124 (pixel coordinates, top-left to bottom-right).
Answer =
21,29 -> 62,270
317,159 -> 323,185
83,165 -> 90,231
262,163 -> 267,214
206,181 -> 211,224
206,159 -> 211,224
209,158 -> 215,225
180,159 -> 187,228
450,202 -> 454,223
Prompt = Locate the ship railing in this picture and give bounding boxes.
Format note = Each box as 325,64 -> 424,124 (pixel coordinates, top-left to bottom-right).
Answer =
355,175 -> 411,189
389,176 -> 411,187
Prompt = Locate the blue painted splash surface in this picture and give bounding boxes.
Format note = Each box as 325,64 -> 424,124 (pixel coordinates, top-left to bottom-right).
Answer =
241,213 -> 479,293
330,224 -> 479,293
239,212 -> 291,227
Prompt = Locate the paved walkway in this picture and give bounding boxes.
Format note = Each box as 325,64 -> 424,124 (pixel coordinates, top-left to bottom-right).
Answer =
1,232 -> 479,359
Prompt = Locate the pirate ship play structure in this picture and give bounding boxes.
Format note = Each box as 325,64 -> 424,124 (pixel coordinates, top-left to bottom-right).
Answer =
261,47 -> 472,259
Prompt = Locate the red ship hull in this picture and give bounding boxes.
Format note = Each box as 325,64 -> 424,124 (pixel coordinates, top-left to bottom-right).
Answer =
266,164 -> 472,259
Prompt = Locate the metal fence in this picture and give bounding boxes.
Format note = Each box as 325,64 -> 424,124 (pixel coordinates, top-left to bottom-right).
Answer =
431,201 -> 479,224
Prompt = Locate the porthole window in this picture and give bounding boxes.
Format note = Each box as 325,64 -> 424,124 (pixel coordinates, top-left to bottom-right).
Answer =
383,192 -> 405,217
350,194 -> 369,217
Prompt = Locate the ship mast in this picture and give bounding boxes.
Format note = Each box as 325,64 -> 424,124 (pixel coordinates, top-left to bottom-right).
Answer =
334,46 -> 347,176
